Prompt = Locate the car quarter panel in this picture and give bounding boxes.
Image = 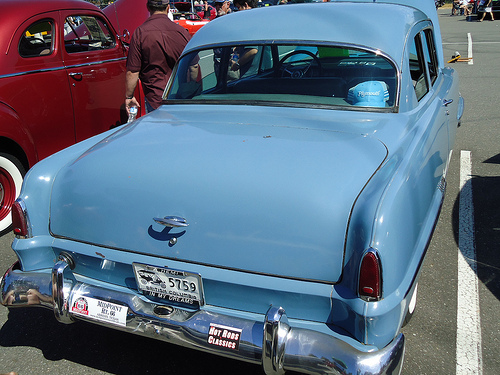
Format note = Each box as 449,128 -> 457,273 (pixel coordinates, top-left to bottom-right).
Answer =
15,129 -> 120,240
348,79 -> 456,347
370,51 -> 452,292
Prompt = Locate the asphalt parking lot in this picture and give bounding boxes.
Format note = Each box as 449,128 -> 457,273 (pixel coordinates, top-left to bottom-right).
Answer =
0,6 -> 499,375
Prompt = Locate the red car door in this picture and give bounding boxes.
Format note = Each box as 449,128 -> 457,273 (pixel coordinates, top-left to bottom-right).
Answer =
61,10 -> 128,142
6,12 -> 75,162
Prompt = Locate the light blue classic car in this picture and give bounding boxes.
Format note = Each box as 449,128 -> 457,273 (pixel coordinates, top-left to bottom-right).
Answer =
1,1 -> 463,374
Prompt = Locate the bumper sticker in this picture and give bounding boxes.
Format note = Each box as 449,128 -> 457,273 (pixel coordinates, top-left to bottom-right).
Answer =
207,323 -> 242,351
71,296 -> 127,327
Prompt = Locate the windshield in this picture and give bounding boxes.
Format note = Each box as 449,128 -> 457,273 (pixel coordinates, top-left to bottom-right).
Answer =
164,44 -> 397,110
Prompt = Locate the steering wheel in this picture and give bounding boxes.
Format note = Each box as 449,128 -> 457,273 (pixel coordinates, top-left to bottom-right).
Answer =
29,38 -> 47,46
276,50 -> 322,78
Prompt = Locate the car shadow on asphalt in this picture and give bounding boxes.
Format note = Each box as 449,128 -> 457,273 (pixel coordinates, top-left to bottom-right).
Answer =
0,308 -> 260,374
452,154 -> 500,301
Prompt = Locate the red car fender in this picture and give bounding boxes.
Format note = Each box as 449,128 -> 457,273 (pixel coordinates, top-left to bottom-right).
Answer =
0,102 -> 37,168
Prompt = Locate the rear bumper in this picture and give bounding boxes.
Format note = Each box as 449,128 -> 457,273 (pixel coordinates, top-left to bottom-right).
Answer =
1,260 -> 405,375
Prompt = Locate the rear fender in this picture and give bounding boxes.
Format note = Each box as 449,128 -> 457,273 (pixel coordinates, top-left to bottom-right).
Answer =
0,103 -> 36,167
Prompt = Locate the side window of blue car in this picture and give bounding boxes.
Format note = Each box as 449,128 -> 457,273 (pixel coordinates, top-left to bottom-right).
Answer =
421,29 -> 438,85
409,29 -> 437,102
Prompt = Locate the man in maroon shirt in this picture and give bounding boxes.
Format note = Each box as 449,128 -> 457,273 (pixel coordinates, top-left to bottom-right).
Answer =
125,0 -> 191,114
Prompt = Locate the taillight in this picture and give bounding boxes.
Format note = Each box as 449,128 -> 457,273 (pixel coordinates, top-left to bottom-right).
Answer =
358,250 -> 382,301
12,200 -> 29,237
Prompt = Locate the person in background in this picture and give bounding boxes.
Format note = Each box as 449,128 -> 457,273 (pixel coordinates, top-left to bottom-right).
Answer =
229,0 -> 258,77
202,1 -> 211,19
233,0 -> 258,11
459,0 -> 472,15
464,0 -> 474,15
478,0 -> 494,21
125,0 -> 191,114
214,0 -> 231,17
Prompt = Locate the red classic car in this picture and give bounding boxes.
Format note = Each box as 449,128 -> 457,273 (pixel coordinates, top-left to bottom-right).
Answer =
0,0 -> 148,234
195,3 -> 217,20
172,2 -> 211,35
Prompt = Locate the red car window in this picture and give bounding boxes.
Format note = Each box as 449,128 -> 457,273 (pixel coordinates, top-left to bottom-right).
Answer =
64,15 -> 116,54
18,19 -> 53,58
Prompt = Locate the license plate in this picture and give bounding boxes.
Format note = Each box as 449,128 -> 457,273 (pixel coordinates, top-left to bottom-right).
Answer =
133,263 -> 204,307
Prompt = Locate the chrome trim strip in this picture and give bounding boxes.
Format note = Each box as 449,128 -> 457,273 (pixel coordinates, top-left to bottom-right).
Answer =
65,57 -> 127,70
2,261 -> 405,375
0,57 -> 126,80
0,66 -> 66,80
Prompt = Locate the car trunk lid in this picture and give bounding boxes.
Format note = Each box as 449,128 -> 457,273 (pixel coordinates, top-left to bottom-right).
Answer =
49,105 -> 387,283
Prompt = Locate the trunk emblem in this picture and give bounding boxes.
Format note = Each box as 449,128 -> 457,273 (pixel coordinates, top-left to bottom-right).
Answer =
152,216 -> 188,246
153,216 -> 189,228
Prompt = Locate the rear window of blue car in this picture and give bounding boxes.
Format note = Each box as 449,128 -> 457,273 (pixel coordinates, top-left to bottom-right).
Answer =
165,44 -> 398,110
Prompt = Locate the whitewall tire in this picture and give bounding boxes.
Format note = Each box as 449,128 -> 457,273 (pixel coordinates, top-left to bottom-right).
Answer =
403,283 -> 418,327
0,153 -> 25,234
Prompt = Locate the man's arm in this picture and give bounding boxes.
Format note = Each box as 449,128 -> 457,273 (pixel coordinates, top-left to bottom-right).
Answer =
125,70 -> 141,114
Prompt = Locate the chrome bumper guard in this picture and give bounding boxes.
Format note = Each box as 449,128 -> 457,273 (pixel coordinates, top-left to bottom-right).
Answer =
1,260 -> 405,375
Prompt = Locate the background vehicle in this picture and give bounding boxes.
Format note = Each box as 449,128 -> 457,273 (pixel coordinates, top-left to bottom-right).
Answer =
172,2 -> 211,35
195,3 -> 217,19
0,0 -> 147,234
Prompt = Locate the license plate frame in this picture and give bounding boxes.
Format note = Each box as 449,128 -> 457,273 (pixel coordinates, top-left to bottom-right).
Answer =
133,263 -> 204,308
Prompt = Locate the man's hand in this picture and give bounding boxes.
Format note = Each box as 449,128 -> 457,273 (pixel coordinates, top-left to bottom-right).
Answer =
125,97 -> 141,115
125,70 -> 141,114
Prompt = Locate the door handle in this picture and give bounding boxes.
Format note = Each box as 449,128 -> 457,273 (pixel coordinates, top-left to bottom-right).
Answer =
443,98 -> 453,107
69,72 -> 83,81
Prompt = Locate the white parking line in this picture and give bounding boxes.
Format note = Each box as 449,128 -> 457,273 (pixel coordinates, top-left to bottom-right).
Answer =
456,150 -> 483,375
467,33 -> 474,65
